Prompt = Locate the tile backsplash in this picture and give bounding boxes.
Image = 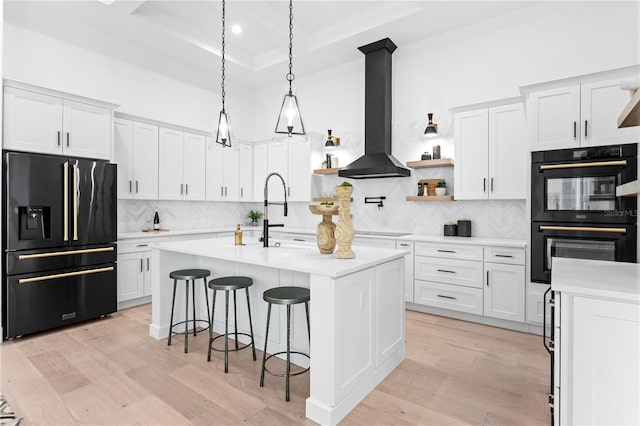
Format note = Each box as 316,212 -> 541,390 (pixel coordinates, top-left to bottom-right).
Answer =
119,185 -> 526,240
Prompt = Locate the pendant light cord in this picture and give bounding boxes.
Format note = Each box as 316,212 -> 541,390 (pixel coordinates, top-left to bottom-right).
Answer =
221,0 -> 226,112
286,0 -> 294,94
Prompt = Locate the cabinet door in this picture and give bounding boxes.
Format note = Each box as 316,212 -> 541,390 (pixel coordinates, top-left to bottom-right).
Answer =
397,240 -> 414,303
253,144 -> 269,202
488,103 -> 526,199
117,252 -> 144,302
3,87 -> 63,155
483,262 -> 524,322
158,127 -> 184,200
528,85 -> 581,151
183,132 -> 206,201
62,100 -> 112,160
224,147 -> 240,201
564,296 -> 640,425
580,80 -> 640,147
206,139 -> 225,201
454,109 -> 489,200
143,253 -> 153,296
114,118 -> 134,199
287,138 -> 311,201
238,143 -> 253,201
267,140 -> 289,203
132,122 -> 159,200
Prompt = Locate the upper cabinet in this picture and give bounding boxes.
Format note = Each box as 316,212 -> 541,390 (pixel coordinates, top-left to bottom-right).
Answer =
528,75 -> 640,151
454,102 -> 526,200
114,118 -> 159,200
3,83 -> 115,160
253,138 -> 313,203
158,127 -> 206,201
206,138 -> 240,201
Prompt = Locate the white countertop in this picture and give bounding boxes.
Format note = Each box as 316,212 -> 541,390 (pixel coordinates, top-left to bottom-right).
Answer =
552,258 -> 640,303
152,237 -> 409,278
404,234 -> 527,248
120,227 -> 526,247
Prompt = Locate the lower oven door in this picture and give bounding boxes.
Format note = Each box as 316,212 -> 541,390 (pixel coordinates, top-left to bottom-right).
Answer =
531,223 -> 637,283
5,263 -> 116,339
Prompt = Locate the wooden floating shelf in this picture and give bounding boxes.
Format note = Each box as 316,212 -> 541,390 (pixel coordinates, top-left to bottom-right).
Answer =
406,195 -> 454,202
406,159 -> 454,169
313,167 -> 342,175
312,197 -> 353,202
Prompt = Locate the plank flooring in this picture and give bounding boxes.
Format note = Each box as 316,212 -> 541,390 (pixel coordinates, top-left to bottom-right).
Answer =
1,305 -> 550,425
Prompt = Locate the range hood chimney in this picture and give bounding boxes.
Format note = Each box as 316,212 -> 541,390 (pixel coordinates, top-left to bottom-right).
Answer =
339,38 -> 410,179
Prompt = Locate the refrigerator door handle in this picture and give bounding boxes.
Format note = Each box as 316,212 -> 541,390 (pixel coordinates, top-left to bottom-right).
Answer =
18,266 -> 114,284
73,163 -> 79,241
63,162 -> 69,241
18,246 -> 114,260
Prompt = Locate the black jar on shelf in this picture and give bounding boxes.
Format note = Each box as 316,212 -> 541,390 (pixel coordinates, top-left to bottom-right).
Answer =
457,220 -> 472,237
443,223 -> 457,236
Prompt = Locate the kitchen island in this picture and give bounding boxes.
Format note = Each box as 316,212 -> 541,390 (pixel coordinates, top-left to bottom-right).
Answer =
150,237 -> 408,425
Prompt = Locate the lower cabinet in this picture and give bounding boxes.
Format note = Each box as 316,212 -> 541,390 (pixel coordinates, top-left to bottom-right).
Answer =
411,241 -> 526,324
484,262 -> 525,322
526,282 -> 552,325
396,240 -> 414,303
117,251 -> 151,301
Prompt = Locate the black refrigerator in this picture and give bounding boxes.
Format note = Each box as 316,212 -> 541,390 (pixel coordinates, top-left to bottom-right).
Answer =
2,151 -> 117,340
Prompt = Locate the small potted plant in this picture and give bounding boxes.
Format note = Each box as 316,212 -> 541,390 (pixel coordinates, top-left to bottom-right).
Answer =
435,179 -> 447,196
247,209 -> 263,226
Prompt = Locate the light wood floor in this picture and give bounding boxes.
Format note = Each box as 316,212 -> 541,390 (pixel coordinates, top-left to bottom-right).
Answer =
1,305 -> 550,425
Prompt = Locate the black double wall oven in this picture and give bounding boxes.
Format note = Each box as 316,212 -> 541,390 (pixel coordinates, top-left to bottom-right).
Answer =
2,151 -> 117,340
531,143 -> 637,284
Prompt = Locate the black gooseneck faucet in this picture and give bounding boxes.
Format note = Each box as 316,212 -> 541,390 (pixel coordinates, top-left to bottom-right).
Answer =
261,172 -> 288,247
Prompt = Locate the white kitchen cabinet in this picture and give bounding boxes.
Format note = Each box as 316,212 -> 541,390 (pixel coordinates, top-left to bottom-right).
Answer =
526,282 -> 552,325
454,103 -> 526,200
397,240 -> 414,303
557,294 -> 640,425
114,118 -> 159,200
117,252 -> 147,301
206,138 -> 240,201
252,143 -> 269,202
238,143 -> 253,201
267,140 -> 288,203
287,137 -> 312,201
528,78 -> 639,151
3,85 -> 113,160
484,262 -> 525,322
159,128 -> 206,200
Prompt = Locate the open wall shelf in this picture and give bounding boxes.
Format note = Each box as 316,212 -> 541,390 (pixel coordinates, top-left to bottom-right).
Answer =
406,159 -> 454,168
406,195 -> 454,202
313,168 -> 342,175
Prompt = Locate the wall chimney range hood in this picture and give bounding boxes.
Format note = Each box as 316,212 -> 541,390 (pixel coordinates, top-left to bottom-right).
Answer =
339,38 -> 410,179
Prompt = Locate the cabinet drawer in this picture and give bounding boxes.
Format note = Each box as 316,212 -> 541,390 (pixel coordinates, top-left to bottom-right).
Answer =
415,256 -> 483,288
414,280 -> 483,315
484,246 -> 525,265
118,237 -> 169,254
414,242 -> 483,261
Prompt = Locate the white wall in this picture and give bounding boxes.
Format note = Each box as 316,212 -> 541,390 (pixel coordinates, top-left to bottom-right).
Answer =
2,21 -> 255,138
254,1 -> 639,238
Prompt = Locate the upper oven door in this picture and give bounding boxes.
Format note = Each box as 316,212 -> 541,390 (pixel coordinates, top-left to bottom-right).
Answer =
532,157 -> 637,224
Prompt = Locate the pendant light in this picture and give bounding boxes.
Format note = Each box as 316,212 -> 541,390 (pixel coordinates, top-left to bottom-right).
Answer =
274,0 -> 305,137
215,0 -> 231,147
423,113 -> 438,138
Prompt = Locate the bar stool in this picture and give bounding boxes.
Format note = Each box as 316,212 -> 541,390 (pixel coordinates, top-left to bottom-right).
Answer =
260,286 -> 310,401
167,268 -> 211,353
207,276 -> 257,373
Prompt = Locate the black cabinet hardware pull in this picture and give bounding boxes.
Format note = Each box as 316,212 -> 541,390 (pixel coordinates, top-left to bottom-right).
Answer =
486,270 -> 490,287
66,132 -> 70,147
483,177 -> 486,192
136,181 -> 139,193
129,180 -> 132,193
147,258 -> 150,271
140,258 -> 143,272
57,131 -> 61,146
490,177 -> 494,192
495,254 -> 514,258
573,121 -> 577,139
584,120 -> 588,138
437,249 -> 456,253
437,269 -> 456,274
436,294 -> 456,300
186,184 -> 188,195
136,244 -> 148,248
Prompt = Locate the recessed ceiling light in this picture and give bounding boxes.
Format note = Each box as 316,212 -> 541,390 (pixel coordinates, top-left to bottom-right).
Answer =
231,25 -> 242,35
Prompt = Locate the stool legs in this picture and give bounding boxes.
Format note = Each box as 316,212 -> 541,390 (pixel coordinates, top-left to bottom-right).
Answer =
233,290 -> 239,350
246,288 -> 257,360
168,279 -> 178,346
224,289 -> 230,373
208,289 -> 218,362
260,302 -> 272,387
203,278 -> 211,330
192,280 -> 197,337
305,301 -> 310,342
184,279 -> 189,353
286,304 -> 291,401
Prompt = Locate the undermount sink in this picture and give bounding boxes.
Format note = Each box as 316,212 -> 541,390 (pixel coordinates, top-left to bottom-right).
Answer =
354,230 -> 411,237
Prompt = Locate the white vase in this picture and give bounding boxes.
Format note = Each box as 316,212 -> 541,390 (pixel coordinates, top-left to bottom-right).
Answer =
435,187 -> 447,196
